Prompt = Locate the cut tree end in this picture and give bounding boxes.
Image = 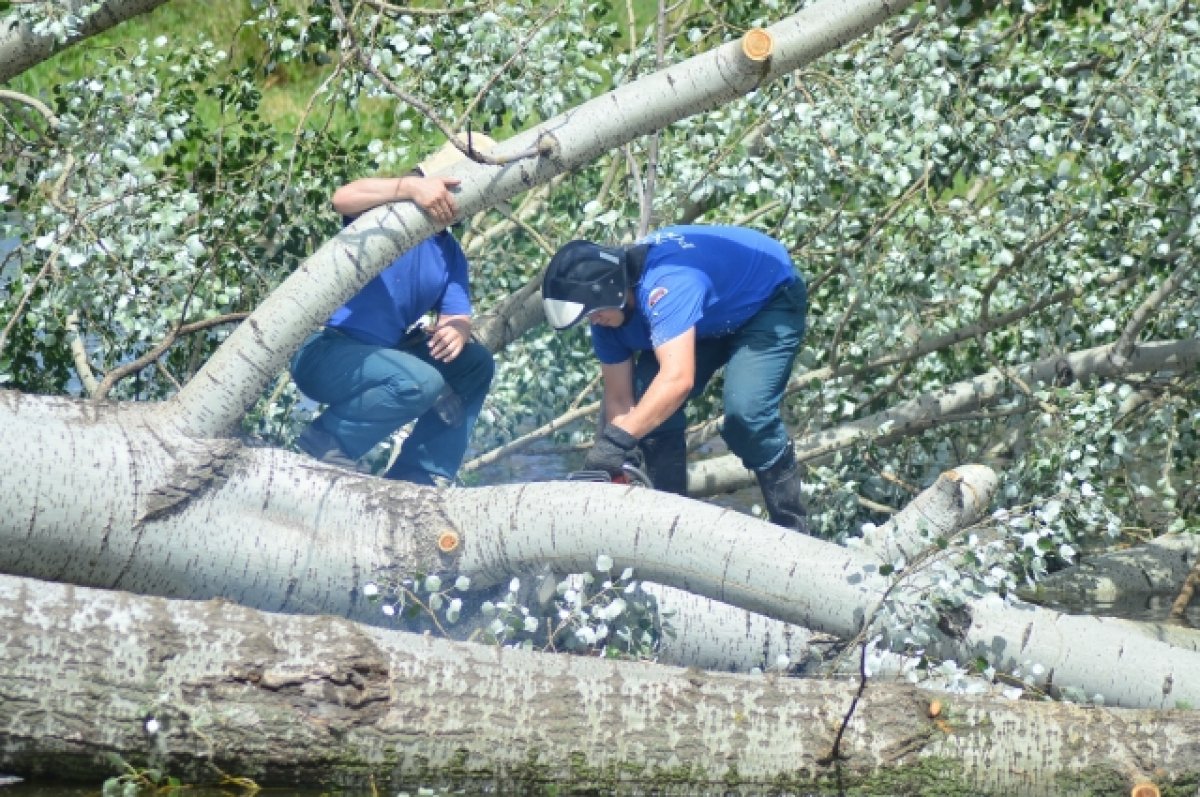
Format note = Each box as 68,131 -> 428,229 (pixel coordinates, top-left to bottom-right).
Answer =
742,28 -> 774,62
437,529 -> 461,553
1131,784 -> 1160,797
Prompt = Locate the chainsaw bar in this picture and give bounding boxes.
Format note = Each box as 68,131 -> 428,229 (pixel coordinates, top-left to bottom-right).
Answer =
566,463 -> 653,488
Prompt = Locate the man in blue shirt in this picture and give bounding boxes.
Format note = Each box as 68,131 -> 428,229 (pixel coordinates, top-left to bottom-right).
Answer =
290,136 -> 496,485
542,225 -> 811,533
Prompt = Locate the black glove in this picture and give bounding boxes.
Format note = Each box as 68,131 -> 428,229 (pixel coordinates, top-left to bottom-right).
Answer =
583,425 -> 639,475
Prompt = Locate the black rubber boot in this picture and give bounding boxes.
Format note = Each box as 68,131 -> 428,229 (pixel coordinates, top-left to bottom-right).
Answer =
754,442 -> 811,534
383,462 -> 438,486
639,431 -> 687,496
296,421 -> 360,472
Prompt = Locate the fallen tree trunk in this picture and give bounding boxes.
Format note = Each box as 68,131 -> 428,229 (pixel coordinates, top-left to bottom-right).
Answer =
687,339 -> 1200,495
3,389 -> 1200,708
1030,532 -> 1200,603
2,573 -> 1198,796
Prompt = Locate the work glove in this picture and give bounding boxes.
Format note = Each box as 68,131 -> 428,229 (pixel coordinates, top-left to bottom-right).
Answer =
583,425 -> 639,476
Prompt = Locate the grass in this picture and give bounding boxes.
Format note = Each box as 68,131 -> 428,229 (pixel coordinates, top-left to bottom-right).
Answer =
12,0 -> 672,145
11,0 -> 377,140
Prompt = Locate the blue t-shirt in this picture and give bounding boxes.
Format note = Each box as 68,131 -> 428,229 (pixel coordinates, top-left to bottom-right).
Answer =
591,225 -> 796,364
327,231 -> 471,346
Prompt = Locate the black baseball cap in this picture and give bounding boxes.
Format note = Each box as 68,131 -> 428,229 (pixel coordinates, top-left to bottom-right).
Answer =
542,240 -> 629,330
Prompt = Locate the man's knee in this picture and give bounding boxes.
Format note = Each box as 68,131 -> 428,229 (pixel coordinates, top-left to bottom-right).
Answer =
722,399 -> 771,439
457,342 -> 496,388
720,408 -> 780,467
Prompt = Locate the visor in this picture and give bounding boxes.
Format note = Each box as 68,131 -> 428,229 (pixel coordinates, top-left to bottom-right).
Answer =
542,241 -> 628,330
543,297 -> 588,330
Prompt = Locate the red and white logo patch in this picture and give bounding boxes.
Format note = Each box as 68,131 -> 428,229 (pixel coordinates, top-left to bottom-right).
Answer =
647,286 -> 669,308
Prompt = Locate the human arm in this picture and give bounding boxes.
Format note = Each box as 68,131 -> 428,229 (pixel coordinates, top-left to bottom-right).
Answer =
331,174 -> 462,225
607,328 -> 696,438
584,329 -> 696,474
599,360 -> 636,425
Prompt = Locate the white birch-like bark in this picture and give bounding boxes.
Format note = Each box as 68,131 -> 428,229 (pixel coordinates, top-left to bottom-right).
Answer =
5,388 -> 1200,709
161,0 -> 917,439
640,583 -> 819,672
2,573 -> 1198,796
0,0 -> 172,83
687,339 -> 1200,496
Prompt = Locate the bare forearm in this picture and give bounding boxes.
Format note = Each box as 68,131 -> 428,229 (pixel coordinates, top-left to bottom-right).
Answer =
332,174 -> 461,223
611,376 -> 690,439
332,177 -> 420,216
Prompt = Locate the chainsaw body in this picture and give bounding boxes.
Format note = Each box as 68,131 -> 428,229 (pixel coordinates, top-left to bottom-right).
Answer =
566,463 -> 653,488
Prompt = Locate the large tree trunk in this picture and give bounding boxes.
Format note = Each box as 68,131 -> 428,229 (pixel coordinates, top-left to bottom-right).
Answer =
4,388 -> 1200,711
4,1 -> 1198,788
3,573 -> 1197,796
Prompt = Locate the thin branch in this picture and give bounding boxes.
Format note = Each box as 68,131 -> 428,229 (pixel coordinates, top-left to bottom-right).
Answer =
973,215 -> 1082,415
361,1 -> 480,15
1112,244 -> 1192,363
454,1 -> 566,134
333,0 -> 544,166
93,313 -> 250,400
0,88 -> 61,129
635,0 -> 668,237
330,0 -> 459,148
65,311 -> 100,396
0,231 -> 72,359
462,401 -> 599,473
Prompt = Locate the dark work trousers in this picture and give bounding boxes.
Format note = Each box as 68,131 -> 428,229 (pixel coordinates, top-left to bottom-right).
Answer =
290,327 -> 494,480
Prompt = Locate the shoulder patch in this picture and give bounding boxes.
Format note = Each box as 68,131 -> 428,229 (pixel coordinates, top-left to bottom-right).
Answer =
648,286 -> 669,308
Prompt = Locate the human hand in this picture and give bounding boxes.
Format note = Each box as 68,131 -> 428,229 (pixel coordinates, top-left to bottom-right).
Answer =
582,424 -> 639,476
427,317 -> 470,362
406,175 -> 462,224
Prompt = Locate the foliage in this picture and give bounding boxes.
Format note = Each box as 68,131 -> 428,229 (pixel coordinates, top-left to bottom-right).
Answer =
362,555 -> 669,661
2,5 -> 357,399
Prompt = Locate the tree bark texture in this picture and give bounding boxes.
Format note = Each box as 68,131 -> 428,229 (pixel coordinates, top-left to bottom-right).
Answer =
0,0 -> 173,83
1032,532 -> 1200,603
2,573 -> 1198,796
3,388 -> 1200,709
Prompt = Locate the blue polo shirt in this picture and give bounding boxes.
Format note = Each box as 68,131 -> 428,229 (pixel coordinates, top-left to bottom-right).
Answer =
591,225 -> 796,364
327,230 -> 471,346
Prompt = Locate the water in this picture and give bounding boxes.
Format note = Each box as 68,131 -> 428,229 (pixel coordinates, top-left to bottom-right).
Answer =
1038,593 -> 1200,628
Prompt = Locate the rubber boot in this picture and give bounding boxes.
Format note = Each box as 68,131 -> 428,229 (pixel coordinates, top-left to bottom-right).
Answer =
754,441 -> 811,534
639,431 -> 687,496
296,421 -> 360,471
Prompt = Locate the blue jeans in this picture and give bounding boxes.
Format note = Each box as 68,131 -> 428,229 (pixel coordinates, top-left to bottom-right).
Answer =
290,327 -> 495,480
634,277 -> 807,471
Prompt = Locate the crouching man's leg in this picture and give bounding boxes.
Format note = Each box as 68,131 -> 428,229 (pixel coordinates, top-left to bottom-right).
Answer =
386,340 -> 495,485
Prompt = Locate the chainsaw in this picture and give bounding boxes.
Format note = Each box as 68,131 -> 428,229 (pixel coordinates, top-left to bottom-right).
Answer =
566,462 -> 653,487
